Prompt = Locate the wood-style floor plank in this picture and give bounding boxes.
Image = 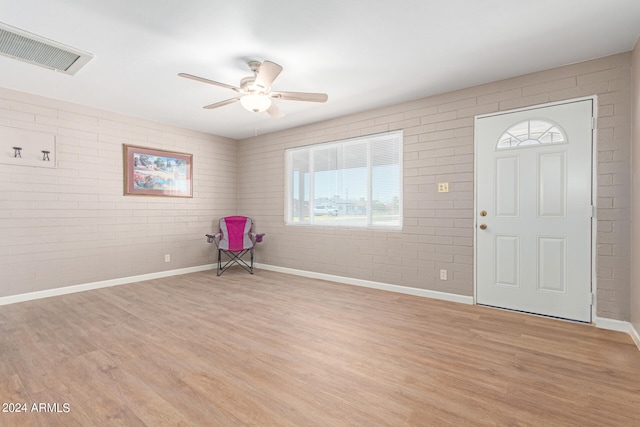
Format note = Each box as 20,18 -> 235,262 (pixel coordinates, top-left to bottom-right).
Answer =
1,268 -> 639,426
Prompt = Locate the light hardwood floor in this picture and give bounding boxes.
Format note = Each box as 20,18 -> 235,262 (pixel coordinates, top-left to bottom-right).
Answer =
0,269 -> 639,426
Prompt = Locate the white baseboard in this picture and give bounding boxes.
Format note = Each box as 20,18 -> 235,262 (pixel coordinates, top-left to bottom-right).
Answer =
594,317 -> 640,351
0,262 -> 472,308
594,316 -> 631,333
2,262 -> 638,352
630,323 -> 640,351
255,262 -> 474,305
0,264 -> 215,307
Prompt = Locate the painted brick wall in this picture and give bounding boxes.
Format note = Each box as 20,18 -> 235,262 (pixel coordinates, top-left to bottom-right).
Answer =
0,87 -> 237,298
1,53 -> 633,321
631,39 -> 640,332
238,53 -> 632,320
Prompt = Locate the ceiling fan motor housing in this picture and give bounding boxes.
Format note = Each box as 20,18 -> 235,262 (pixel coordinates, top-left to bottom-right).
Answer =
240,76 -> 268,94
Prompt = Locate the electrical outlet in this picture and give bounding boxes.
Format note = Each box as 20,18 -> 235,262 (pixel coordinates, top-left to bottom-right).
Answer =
440,269 -> 448,280
438,182 -> 449,193
164,254 -> 171,262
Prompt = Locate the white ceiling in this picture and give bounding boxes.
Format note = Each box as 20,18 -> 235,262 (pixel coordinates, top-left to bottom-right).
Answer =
1,0 -> 640,140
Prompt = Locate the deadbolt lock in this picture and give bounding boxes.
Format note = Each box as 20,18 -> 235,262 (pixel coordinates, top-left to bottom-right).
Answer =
480,210 -> 487,217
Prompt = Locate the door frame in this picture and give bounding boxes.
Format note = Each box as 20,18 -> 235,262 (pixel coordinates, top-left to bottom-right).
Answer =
473,96 -> 598,322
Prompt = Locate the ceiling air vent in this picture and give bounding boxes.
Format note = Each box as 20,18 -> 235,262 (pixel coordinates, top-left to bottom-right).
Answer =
0,22 -> 93,75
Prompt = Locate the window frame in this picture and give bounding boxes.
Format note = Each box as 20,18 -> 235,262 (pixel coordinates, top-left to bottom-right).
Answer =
284,130 -> 403,230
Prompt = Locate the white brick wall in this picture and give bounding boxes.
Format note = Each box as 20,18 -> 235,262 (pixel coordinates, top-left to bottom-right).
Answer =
631,39 -> 640,332
0,87 -> 237,297
239,53 -> 633,320
1,53 -> 634,321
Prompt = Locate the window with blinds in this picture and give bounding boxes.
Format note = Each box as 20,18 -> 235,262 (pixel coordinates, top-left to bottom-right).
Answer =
285,130 -> 403,229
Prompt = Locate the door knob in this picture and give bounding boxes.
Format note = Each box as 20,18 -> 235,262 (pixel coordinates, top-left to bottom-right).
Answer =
479,224 -> 487,230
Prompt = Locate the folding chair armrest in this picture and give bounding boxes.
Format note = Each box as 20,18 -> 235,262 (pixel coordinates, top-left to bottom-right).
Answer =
251,233 -> 266,243
205,233 -> 221,244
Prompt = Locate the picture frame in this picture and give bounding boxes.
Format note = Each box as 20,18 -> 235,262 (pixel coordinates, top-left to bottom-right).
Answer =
123,144 -> 193,197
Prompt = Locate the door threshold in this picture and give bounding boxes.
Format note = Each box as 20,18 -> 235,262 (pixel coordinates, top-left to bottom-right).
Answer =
477,304 -> 591,325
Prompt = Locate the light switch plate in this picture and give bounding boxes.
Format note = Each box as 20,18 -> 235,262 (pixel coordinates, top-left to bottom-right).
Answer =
438,182 -> 449,193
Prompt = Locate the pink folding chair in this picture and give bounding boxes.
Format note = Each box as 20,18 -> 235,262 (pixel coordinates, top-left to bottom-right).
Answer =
205,216 -> 265,276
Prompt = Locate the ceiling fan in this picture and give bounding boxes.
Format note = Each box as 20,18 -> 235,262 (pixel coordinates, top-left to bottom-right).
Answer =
178,60 -> 328,119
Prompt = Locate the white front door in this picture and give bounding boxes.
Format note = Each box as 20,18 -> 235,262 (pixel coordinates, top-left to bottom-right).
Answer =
475,99 -> 594,322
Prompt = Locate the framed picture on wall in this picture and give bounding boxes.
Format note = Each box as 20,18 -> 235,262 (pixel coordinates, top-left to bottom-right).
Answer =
123,144 -> 193,197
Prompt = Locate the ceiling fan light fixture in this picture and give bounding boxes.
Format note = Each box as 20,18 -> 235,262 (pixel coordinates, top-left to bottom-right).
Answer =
179,59 -> 327,118
240,94 -> 272,113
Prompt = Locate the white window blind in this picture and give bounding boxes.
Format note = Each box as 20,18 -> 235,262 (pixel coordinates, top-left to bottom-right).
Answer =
285,130 -> 403,229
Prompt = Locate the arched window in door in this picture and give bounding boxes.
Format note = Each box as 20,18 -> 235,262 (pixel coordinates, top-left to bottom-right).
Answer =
497,119 -> 566,149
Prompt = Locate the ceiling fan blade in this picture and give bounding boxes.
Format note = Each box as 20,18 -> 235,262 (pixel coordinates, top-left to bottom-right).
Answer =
271,91 -> 328,103
255,61 -> 283,88
266,102 -> 285,119
178,73 -> 240,92
203,97 -> 241,109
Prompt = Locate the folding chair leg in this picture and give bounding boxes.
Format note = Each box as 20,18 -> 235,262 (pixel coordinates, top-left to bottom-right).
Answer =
217,248 -> 253,276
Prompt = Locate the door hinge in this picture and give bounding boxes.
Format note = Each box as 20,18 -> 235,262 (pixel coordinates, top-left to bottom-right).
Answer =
589,293 -> 595,306
590,205 -> 596,218
591,117 -> 596,130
